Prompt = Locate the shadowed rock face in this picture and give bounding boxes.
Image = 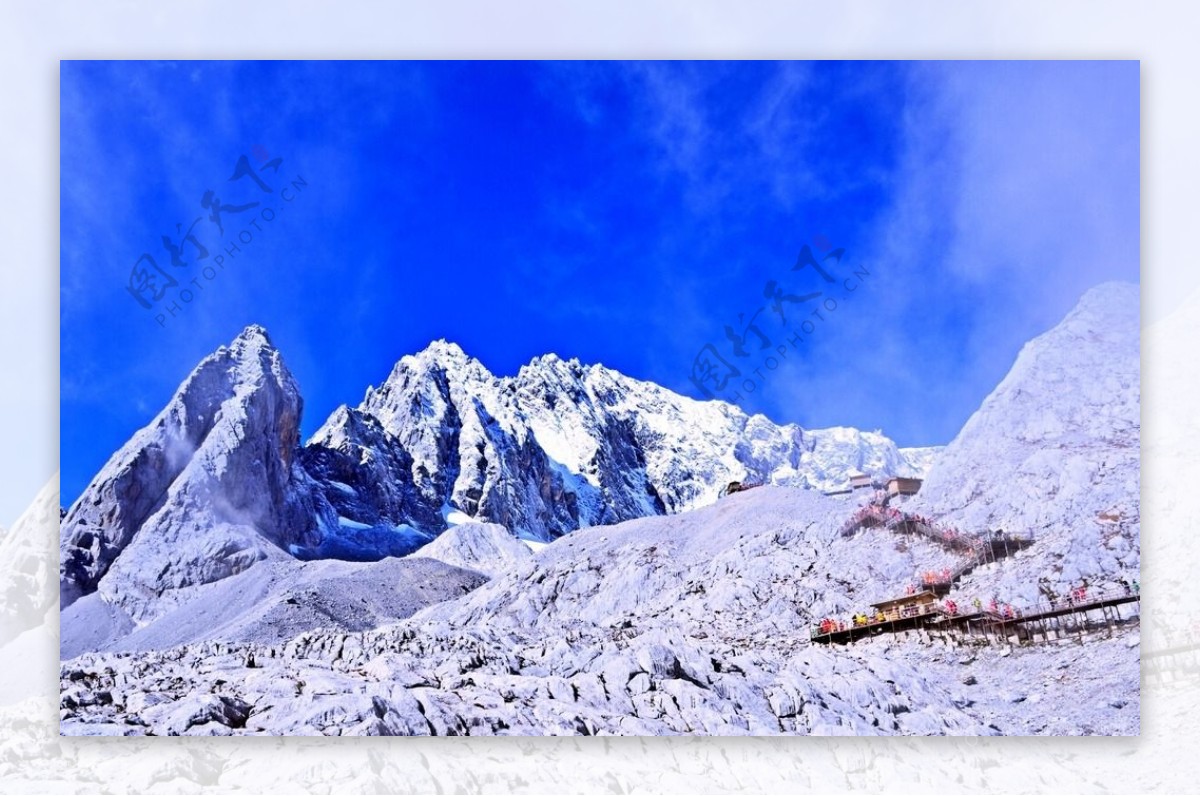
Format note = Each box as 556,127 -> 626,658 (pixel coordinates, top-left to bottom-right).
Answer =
308,340 -> 932,543
59,326 -> 331,617
299,406 -> 442,538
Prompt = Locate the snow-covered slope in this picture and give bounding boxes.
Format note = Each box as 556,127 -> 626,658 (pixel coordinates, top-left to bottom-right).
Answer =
56,282 -> 1141,735
60,555 -> 486,659
411,522 -> 533,578
897,446 -> 941,480
908,281 -> 1140,603
0,475 -> 58,647
59,486 -> 1137,736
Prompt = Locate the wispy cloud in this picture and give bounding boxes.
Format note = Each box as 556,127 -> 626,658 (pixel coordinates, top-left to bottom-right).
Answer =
758,61 -> 1140,445
61,61 -> 1140,502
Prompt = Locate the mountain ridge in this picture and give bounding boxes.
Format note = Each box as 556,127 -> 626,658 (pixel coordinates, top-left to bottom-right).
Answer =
58,326 -> 941,654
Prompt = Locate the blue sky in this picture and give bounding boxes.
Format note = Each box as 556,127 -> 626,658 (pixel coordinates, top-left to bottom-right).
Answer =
60,60 -> 1139,509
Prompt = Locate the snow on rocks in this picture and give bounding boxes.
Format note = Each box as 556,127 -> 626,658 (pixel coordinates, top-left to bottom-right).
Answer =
59,325 -> 333,622
312,339 -> 936,542
54,283 -> 1140,737
907,282 -> 1140,604
58,481 -> 1137,736
60,325 -> 937,653
410,522 -> 532,578
60,554 -> 488,658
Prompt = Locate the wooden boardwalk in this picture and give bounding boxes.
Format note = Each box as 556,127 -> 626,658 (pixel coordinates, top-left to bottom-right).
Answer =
818,499 -> 1140,648
812,588 -> 1139,646
841,504 -> 1034,595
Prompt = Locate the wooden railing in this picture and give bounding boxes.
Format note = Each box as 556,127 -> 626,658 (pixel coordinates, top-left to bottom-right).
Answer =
812,583 -> 1140,642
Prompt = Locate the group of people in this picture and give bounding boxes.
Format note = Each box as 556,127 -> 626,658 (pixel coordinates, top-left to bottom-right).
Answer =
919,568 -> 955,586
828,501 -> 1140,639
943,596 -> 1018,619
910,517 -> 987,554
987,599 -> 1018,619
974,579 -> 1138,618
815,595 -> 1004,635
852,611 -> 887,626
843,504 -> 902,532
816,618 -> 848,634
844,503 -> 986,556
815,609 -> 893,635
817,577 -> 1140,637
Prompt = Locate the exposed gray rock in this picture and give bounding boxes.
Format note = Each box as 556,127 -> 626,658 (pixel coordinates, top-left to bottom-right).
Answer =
312,340 -> 936,542
59,325 -> 332,619
59,323 -> 936,650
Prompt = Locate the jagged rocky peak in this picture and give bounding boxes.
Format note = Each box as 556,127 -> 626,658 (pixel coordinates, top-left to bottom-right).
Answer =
298,337 -> 933,543
360,339 -> 499,437
519,351 -> 591,383
59,324 -> 322,616
61,321 -> 941,627
368,339 -> 488,395
229,322 -> 273,349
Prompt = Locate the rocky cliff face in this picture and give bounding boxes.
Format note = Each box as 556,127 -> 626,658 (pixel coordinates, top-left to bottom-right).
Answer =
59,326 -> 332,620
310,340 -> 934,544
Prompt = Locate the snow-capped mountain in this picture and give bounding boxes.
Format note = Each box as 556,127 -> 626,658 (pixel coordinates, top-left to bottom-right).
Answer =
309,339 -> 934,545
59,327 -> 333,621
59,327 -> 934,626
